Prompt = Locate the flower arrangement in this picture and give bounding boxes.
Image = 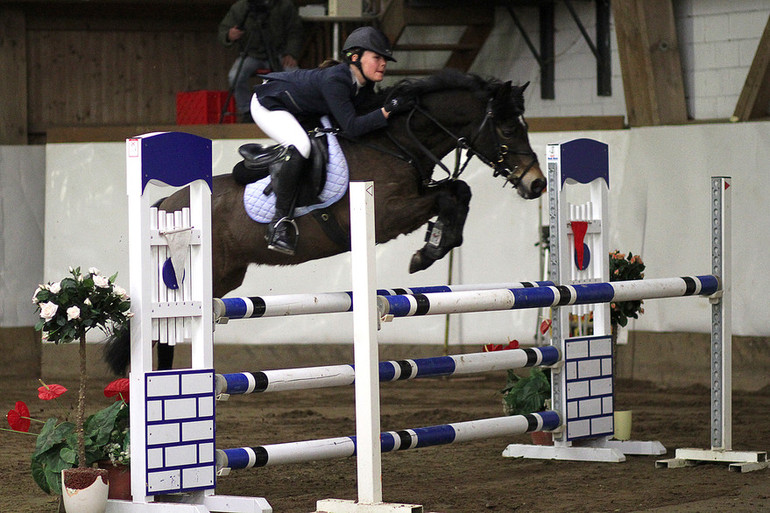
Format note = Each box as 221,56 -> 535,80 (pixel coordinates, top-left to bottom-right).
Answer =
30,266 -> 131,492
33,267 -> 131,344
608,251 -> 646,327
4,379 -> 130,494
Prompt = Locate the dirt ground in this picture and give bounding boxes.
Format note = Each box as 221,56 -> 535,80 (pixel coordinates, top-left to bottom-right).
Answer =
3,344 -> 770,513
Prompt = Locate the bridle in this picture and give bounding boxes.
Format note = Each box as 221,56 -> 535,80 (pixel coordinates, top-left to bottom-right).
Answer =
401,96 -> 539,189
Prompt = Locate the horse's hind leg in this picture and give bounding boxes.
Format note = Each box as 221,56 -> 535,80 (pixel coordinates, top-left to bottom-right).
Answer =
409,180 -> 472,273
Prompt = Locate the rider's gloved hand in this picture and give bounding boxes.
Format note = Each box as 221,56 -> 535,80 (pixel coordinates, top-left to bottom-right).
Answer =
384,96 -> 416,115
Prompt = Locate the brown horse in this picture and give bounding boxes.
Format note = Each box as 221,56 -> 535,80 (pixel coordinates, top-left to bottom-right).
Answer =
104,69 -> 545,374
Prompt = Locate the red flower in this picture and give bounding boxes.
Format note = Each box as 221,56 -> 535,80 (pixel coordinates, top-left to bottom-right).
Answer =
7,401 -> 31,432
37,383 -> 67,401
483,343 -> 503,352
104,378 -> 130,403
504,340 -> 520,350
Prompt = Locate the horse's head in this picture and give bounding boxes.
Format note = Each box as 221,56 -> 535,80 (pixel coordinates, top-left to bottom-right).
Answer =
479,80 -> 545,199
385,71 -> 546,199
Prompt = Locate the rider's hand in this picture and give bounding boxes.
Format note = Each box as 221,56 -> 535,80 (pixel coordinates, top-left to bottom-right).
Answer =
228,27 -> 245,42
383,96 -> 416,115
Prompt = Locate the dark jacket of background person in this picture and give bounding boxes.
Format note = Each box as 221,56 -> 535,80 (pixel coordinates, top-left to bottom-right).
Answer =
218,0 -> 303,64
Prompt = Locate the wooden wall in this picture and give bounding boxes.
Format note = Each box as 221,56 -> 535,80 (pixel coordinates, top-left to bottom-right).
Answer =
2,0 -> 341,144
18,1 -> 235,142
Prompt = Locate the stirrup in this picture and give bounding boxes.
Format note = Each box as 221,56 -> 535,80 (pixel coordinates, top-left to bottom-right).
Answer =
267,217 -> 300,255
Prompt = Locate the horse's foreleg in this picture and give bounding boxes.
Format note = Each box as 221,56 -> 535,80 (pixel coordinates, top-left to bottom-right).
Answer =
409,181 -> 472,273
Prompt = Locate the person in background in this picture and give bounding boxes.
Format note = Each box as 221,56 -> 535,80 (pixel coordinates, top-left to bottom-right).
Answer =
251,26 -> 415,255
219,0 -> 303,122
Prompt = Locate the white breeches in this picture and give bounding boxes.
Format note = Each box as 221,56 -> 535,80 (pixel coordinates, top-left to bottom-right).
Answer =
250,94 -> 311,158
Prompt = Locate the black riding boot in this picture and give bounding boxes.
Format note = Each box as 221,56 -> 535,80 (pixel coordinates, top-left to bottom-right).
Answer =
266,145 -> 306,255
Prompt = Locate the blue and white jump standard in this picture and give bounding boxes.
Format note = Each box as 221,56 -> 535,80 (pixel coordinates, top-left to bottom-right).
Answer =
112,132 -> 272,513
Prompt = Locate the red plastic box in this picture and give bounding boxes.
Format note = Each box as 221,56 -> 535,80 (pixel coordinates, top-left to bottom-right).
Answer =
176,90 -> 237,125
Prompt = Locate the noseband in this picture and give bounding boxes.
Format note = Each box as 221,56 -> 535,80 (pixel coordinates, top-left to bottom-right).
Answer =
404,97 -> 539,189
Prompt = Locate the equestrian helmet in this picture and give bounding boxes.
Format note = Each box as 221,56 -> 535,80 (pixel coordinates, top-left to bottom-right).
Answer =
342,27 -> 396,62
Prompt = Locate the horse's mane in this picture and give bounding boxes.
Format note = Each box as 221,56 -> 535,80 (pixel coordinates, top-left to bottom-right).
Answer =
384,69 -> 495,98
360,69 -> 524,118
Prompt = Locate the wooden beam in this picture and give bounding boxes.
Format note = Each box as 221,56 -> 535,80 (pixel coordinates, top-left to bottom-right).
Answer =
733,14 -> 770,121
612,0 -> 687,126
0,8 -> 28,144
527,115 -> 626,132
45,116 -> 627,143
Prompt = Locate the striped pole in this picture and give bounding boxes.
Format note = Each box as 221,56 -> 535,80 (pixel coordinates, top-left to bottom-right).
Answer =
216,411 -> 560,470
213,281 -> 551,321
215,346 -> 561,395
378,275 -> 720,318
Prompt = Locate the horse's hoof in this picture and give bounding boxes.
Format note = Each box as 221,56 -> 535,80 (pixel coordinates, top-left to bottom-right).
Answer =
409,250 -> 435,273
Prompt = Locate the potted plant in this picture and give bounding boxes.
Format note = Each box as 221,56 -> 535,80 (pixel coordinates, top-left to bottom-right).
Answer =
30,267 -> 131,511
500,367 -> 553,445
609,250 -> 646,333
5,379 -> 131,500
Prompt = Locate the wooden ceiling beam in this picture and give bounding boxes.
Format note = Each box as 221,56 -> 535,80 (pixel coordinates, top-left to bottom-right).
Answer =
612,0 -> 687,126
733,14 -> 770,121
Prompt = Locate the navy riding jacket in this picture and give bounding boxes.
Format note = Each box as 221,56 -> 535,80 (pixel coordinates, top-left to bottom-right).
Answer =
254,62 -> 387,137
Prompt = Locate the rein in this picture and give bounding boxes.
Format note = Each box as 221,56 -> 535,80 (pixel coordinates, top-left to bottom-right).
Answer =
405,98 -> 539,189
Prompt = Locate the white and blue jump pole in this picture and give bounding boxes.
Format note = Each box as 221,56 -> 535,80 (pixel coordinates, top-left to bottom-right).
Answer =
215,346 -> 561,396
213,280 -> 552,321
376,276 -> 720,318
217,411 -> 561,470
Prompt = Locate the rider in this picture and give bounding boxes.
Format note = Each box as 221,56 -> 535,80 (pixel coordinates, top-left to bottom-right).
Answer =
250,26 -> 415,255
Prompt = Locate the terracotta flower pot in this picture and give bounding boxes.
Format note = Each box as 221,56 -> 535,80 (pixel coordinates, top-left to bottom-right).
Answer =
530,431 -> 553,446
97,461 -> 131,500
61,467 -> 109,513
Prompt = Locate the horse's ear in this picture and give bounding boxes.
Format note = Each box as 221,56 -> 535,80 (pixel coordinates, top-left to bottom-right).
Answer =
495,81 -> 513,100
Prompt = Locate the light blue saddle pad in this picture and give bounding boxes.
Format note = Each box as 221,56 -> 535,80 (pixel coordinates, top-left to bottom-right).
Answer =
243,116 -> 349,223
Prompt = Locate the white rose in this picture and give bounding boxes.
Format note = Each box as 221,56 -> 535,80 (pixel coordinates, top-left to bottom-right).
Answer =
67,306 -> 81,320
49,282 -> 61,294
113,286 -> 128,299
94,275 -> 110,288
89,267 -> 100,275
40,302 -> 59,321
32,286 -> 43,304
84,298 -> 92,306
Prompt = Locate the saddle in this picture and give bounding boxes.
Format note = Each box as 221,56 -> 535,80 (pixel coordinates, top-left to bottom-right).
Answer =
233,133 -> 329,210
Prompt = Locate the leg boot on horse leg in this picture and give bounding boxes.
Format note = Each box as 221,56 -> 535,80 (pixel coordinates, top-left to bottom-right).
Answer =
157,342 -> 175,371
266,146 -> 306,255
409,181 -> 472,273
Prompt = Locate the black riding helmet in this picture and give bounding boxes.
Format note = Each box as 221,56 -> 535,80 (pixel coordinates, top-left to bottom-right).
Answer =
342,26 -> 397,63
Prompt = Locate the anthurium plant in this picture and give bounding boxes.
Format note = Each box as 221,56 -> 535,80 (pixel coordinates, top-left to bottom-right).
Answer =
4,379 -> 130,494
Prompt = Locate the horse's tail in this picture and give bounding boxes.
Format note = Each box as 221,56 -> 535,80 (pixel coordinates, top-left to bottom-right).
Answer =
103,321 -> 131,376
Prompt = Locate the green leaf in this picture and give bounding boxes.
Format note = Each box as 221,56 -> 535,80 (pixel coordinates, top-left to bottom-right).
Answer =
33,419 -> 73,457
30,460 -> 51,494
502,368 -> 551,415
85,402 -> 123,449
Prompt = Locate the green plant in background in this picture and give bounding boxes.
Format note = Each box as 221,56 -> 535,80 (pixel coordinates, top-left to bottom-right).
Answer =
501,367 -> 551,416
609,250 -> 646,327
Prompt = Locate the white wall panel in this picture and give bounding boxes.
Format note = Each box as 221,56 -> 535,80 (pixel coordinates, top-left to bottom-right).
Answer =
43,122 -> 770,343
